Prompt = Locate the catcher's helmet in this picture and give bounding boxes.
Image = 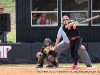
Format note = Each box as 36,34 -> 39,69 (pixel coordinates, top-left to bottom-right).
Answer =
44,38 -> 52,43
62,15 -> 69,21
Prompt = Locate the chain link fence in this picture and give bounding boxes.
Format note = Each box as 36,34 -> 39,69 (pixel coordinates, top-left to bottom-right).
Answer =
0,0 -> 16,43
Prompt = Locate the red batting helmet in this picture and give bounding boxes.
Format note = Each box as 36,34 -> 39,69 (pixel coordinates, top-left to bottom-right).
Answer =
62,15 -> 69,21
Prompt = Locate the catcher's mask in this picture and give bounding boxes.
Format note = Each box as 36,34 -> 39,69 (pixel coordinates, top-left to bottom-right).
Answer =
43,38 -> 52,46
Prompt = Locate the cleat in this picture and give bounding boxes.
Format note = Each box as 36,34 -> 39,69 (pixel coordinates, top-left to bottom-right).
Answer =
71,62 -> 79,69
87,64 -> 92,67
54,63 -> 59,68
36,64 -> 43,68
52,61 -> 59,68
71,65 -> 77,70
54,64 -> 59,68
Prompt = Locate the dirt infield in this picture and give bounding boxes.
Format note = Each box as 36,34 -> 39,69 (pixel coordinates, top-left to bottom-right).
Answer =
0,65 -> 100,75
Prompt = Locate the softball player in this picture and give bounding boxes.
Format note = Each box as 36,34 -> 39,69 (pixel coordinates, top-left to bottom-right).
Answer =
36,38 -> 58,68
62,15 -> 82,69
45,16 -> 92,68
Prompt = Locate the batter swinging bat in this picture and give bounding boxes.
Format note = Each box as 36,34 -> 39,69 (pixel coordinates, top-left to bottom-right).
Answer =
79,15 -> 100,24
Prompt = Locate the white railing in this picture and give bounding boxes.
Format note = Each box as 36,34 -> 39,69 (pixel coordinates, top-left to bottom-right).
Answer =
31,11 -> 58,27
31,10 -> 100,26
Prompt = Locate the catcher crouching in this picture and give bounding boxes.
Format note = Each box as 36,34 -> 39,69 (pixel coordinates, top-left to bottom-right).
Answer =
36,38 -> 58,68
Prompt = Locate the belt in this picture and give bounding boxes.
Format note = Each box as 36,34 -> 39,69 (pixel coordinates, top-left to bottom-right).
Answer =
70,36 -> 80,41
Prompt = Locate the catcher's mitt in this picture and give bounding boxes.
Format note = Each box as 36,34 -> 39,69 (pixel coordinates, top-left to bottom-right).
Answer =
43,46 -> 52,54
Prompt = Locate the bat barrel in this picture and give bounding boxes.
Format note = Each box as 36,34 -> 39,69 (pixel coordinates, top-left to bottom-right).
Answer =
79,15 -> 100,24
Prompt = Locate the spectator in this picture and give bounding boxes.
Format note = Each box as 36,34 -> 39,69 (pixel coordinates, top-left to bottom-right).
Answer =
80,12 -> 87,18
37,13 -> 49,25
0,7 -> 4,13
32,7 -> 41,24
50,8 -> 57,24
0,6 -> 8,43
32,13 -> 38,24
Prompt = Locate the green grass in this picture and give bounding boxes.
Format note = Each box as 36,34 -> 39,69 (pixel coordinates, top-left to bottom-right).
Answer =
7,27 -> 16,43
0,0 -> 15,10
60,63 -> 100,67
0,63 -> 99,68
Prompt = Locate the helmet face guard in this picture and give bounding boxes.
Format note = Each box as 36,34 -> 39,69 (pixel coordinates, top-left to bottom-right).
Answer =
62,15 -> 69,21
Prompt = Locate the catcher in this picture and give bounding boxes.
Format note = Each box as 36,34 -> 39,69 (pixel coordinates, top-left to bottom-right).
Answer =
36,38 -> 58,68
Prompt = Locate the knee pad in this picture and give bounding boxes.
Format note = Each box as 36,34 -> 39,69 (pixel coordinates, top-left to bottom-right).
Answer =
47,55 -> 55,62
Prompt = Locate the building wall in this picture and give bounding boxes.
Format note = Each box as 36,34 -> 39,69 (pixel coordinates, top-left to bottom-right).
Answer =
16,0 -> 100,43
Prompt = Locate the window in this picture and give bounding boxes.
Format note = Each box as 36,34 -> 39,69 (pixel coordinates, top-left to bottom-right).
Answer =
62,0 -> 88,26
31,0 -> 58,26
92,0 -> 100,10
92,0 -> 100,26
62,0 -> 88,11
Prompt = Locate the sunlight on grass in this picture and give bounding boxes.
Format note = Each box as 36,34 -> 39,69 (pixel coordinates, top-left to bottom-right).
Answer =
7,28 -> 16,43
60,63 -> 100,67
0,63 -> 99,68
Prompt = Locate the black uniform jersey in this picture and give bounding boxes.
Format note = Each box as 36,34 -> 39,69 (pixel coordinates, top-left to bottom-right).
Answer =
63,24 -> 81,39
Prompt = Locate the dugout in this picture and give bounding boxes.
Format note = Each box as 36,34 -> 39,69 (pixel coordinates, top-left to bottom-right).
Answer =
16,0 -> 100,43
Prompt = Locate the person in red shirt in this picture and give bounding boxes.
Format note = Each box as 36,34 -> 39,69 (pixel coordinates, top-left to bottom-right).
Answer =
0,7 -> 4,13
50,8 -> 57,24
37,13 -> 49,25
51,13 -> 57,24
